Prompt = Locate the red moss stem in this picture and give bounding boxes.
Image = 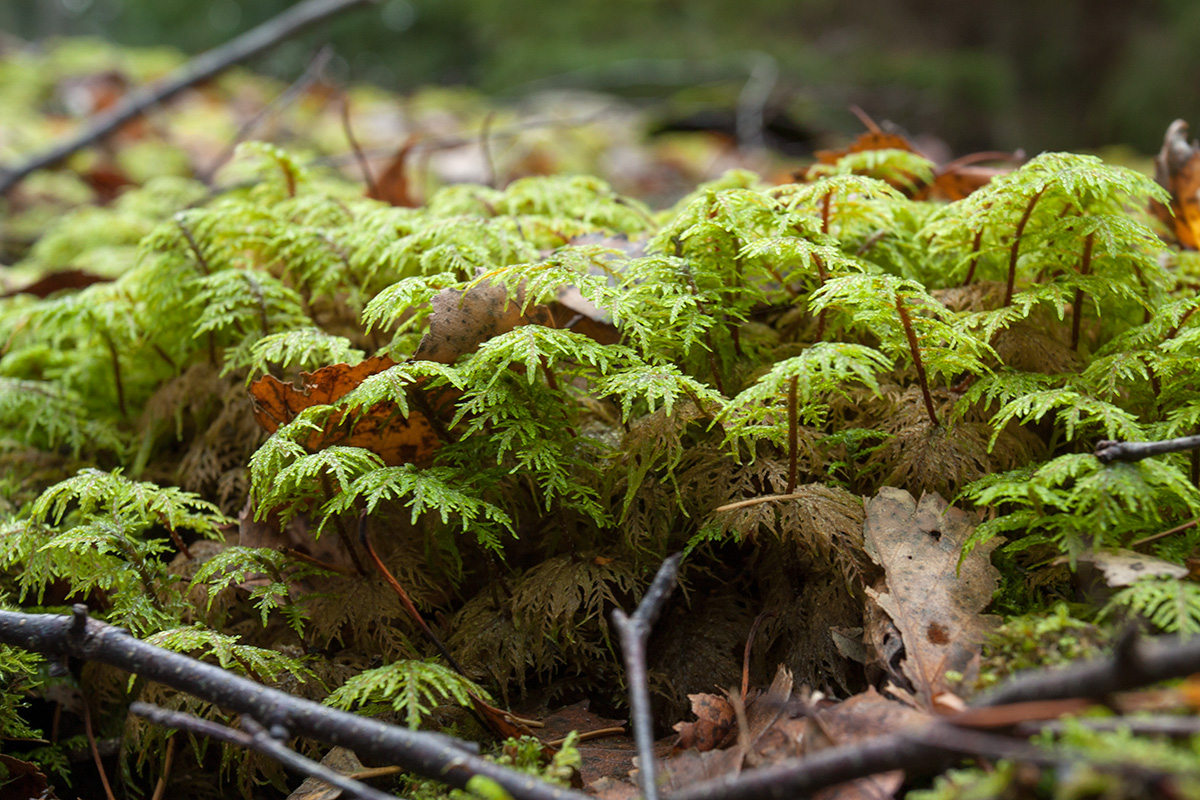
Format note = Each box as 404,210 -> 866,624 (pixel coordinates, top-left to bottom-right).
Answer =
1070,232 -> 1095,352
1003,187 -> 1046,307
786,375 -> 799,493
895,293 -> 939,427
963,229 -> 983,286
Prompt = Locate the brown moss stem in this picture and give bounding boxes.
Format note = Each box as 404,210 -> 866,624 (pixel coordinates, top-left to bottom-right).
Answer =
895,293 -> 938,427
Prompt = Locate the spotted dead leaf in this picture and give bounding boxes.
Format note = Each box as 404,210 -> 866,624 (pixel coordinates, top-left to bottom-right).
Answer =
249,355 -> 448,468
1070,548 -> 1189,588
863,488 -> 1000,709
1154,119 -> 1200,249
413,280 -> 555,364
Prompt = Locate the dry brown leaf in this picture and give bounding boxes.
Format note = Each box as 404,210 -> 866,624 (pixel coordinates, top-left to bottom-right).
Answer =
863,488 -> 1000,709
287,746 -> 394,800
1,268 -> 111,298
238,500 -> 359,576
806,112 -> 1014,200
413,281 -> 555,365
535,700 -> 632,785
1153,119 -> 1200,249
814,130 -> 919,166
672,693 -> 736,753
658,746 -> 744,793
806,687 -> 930,800
367,136 -> 420,207
1070,549 -> 1189,588
249,355 -> 450,468
0,753 -> 55,800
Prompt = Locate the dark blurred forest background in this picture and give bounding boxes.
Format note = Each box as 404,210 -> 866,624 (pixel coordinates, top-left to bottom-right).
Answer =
2,0 -> 1200,157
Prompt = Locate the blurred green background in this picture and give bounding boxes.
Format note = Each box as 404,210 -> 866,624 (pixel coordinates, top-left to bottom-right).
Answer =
3,0 -> 1199,155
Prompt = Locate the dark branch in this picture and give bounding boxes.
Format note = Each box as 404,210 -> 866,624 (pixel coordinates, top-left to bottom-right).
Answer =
130,702 -> 396,800
0,605 -> 588,800
0,0 -> 376,196
1095,435 -> 1200,463
612,552 -> 683,800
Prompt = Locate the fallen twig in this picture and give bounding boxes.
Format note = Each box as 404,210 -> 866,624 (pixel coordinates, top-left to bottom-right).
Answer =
0,0 -> 376,197
1095,434 -> 1200,463
131,702 -> 395,800
1014,714 -> 1200,739
5,569 -> 1199,800
612,552 -> 683,800
0,605 -> 588,800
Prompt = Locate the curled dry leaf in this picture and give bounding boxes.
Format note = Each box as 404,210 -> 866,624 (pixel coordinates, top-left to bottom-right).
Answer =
862,488 -> 1000,710
1153,118 -> 1200,249
366,135 -> 421,208
249,355 -> 447,468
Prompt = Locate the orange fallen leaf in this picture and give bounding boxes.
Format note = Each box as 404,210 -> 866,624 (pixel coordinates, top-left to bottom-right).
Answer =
367,135 -> 421,207
1153,118 -> 1200,249
249,355 -> 447,468
250,281 -> 550,467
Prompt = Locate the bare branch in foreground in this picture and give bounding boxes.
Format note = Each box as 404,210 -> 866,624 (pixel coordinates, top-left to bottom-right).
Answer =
130,702 -> 395,800
612,552 -> 683,800
1095,434 -> 1200,463
0,605 -> 588,800
5,576 -> 1200,800
0,0 -> 376,196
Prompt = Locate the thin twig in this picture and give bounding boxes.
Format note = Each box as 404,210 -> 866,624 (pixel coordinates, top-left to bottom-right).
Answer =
1015,715 -> 1200,739
1095,435 -> 1200,464
612,553 -> 683,800
0,0 -> 376,196
130,703 -> 396,800
714,493 -> 814,512
480,110 -> 498,189
341,94 -> 379,197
